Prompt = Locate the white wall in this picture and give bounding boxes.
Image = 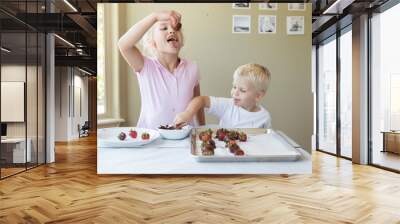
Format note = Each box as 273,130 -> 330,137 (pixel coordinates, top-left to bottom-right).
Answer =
1,65 -> 35,137
108,3 -> 313,152
1,64 -> 46,163
54,67 -> 89,141
72,73 -> 89,138
55,67 -> 68,141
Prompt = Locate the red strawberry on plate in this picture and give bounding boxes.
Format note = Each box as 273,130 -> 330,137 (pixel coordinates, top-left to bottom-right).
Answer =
217,132 -> 226,141
129,129 -> 137,139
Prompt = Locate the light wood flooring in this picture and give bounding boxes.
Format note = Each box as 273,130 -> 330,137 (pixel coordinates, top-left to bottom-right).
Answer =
372,150 -> 400,171
0,135 -> 400,223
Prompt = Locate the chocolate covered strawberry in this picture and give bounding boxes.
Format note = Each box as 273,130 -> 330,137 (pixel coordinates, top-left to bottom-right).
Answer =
118,132 -> 126,141
201,139 -> 216,156
200,133 -> 211,142
227,131 -> 239,140
234,149 -> 245,156
141,132 -> 150,140
216,129 -> 228,141
229,143 -> 240,153
238,132 -> 247,142
199,129 -> 213,142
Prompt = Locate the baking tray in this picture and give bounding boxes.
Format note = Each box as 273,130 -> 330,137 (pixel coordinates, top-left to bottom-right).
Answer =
190,128 -> 301,162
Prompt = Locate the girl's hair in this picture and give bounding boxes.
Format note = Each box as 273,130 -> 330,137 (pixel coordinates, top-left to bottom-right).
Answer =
141,22 -> 184,57
233,63 -> 271,92
141,24 -> 157,57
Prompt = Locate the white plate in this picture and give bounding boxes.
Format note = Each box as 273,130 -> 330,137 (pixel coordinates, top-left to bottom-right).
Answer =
158,125 -> 192,140
98,127 -> 160,148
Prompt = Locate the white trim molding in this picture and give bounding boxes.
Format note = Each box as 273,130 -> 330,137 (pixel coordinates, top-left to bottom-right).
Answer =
98,118 -> 125,128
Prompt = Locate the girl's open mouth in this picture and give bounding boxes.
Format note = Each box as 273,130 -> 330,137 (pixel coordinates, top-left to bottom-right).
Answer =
167,37 -> 180,48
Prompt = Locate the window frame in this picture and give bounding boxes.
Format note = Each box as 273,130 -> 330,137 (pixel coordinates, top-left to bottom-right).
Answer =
315,24 -> 353,161
368,1 -> 400,173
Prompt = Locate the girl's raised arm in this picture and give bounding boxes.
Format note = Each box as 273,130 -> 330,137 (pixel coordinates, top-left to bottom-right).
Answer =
118,11 -> 181,73
118,13 -> 156,72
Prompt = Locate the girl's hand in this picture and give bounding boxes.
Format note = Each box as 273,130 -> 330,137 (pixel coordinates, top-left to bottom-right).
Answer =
174,111 -> 192,128
153,10 -> 181,29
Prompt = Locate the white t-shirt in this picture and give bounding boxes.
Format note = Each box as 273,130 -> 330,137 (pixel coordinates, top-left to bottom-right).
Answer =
207,97 -> 271,128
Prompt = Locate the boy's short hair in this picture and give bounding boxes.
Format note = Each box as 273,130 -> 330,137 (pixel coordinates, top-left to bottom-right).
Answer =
233,63 -> 271,92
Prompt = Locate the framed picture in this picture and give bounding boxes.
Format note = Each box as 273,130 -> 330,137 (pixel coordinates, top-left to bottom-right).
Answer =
287,16 -> 304,35
232,3 -> 251,9
259,3 -> 278,10
232,15 -> 251,33
258,15 -> 276,34
288,3 -> 306,11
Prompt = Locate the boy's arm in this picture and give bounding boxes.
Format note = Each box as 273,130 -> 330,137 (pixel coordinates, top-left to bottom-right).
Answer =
193,84 -> 205,125
174,96 -> 210,127
118,11 -> 181,72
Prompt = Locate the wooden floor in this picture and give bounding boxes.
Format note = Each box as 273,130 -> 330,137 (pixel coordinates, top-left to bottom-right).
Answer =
373,150 -> 400,171
1,135 -> 400,224
1,167 -> 26,178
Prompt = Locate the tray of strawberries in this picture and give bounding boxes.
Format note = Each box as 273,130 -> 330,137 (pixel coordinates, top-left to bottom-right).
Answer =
191,128 -> 301,162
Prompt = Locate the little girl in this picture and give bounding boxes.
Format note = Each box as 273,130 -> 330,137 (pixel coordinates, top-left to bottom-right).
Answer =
118,10 -> 204,130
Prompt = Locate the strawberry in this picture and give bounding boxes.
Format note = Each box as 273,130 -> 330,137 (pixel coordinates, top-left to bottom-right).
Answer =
234,149 -> 245,156
129,129 -> 137,139
217,132 -> 226,141
141,132 -> 150,140
238,132 -> 247,142
118,132 -> 126,141
201,134 -> 211,142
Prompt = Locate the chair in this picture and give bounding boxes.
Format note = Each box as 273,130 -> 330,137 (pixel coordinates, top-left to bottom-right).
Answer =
78,121 -> 90,138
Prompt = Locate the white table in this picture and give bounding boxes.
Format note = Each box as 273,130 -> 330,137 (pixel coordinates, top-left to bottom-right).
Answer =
97,131 -> 311,174
1,138 -> 32,163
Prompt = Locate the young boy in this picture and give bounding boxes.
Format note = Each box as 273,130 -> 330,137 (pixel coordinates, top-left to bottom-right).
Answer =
174,63 -> 271,128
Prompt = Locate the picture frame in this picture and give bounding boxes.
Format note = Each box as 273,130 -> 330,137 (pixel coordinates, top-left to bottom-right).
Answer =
258,15 -> 276,34
259,3 -> 278,10
232,15 -> 251,34
232,3 -> 251,9
288,3 -> 306,11
287,16 -> 304,35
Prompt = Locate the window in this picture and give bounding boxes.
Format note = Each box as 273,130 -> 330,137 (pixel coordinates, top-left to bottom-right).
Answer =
371,2 -> 400,171
318,36 -> 337,154
97,4 -> 106,115
340,28 -> 352,158
0,1 -> 46,179
390,74 -> 400,130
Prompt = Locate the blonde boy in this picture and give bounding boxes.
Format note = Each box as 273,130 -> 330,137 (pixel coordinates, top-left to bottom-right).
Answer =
174,63 -> 272,128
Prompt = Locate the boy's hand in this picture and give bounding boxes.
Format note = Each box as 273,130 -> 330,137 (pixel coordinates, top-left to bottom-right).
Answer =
153,10 -> 181,29
174,111 -> 192,128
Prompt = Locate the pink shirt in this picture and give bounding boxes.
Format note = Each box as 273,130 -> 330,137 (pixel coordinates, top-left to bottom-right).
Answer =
136,56 -> 200,130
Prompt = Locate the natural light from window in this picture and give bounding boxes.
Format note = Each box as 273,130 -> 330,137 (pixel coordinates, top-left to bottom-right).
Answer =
340,29 -> 352,158
318,37 -> 337,154
371,3 -> 400,170
97,4 -> 105,115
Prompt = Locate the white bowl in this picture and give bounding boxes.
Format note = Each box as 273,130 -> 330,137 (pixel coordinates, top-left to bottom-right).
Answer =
158,125 -> 192,140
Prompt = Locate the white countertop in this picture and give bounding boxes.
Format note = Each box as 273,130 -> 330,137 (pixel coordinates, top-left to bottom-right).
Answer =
97,131 -> 311,174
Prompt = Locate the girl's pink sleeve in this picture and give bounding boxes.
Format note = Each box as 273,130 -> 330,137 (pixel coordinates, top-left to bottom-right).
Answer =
136,56 -> 151,76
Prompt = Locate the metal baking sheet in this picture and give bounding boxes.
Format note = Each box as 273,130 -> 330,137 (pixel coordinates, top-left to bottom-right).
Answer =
191,128 -> 301,162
